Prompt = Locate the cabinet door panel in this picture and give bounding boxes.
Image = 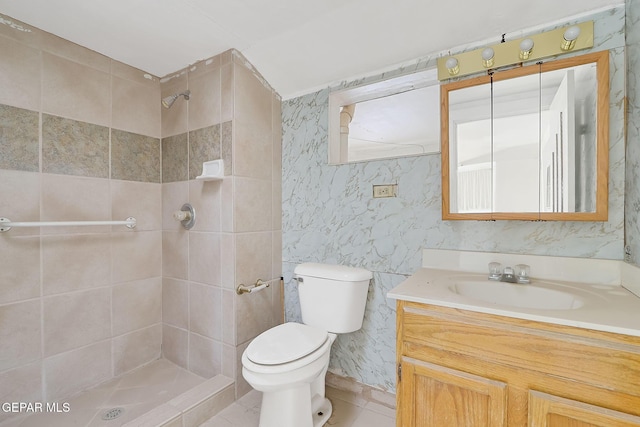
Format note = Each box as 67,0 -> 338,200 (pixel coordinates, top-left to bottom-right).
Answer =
400,358 -> 507,427
529,391 -> 640,427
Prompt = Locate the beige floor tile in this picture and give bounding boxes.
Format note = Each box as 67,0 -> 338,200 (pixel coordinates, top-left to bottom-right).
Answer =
209,401 -> 260,426
199,385 -> 397,427
326,397 -> 362,427
326,386 -> 368,408
199,391 -> 261,427
235,390 -> 261,411
363,401 -> 396,418
199,416 -> 234,427
351,409 -> 395,427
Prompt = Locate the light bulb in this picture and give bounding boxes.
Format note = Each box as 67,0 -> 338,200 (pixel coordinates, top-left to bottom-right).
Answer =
561,26 -> 581,50
519,38 -> 534,60
482,47 -> 495,68
445,57 -> 459,76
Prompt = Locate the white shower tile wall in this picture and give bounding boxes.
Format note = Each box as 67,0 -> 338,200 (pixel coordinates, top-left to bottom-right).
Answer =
281,6 -> 627,393
159,48 -> 283,400
0,15 -> 163,422
0,14 -> 282,422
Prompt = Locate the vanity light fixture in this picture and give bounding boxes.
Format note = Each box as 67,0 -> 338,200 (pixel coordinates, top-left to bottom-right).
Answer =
481,47 -> 495,68
519,38 -> 534,60
561,25 -> 581,51
436,20 -> 593,81
445,57 -> 460,76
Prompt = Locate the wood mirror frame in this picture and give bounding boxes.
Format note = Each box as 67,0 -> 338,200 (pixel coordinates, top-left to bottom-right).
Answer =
441,50 -> 609,221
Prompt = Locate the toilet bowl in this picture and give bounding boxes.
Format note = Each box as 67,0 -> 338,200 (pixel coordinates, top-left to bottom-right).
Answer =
241,263 -> 372,427
242,322 -> 335,427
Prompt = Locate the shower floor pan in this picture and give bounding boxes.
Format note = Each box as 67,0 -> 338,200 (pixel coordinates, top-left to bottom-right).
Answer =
1,359 -> 235,427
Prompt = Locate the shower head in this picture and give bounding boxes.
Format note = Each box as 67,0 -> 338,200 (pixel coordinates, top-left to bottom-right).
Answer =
162,90 -> 191,109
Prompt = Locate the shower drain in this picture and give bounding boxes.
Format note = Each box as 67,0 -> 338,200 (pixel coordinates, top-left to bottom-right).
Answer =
101,407 -> 125,421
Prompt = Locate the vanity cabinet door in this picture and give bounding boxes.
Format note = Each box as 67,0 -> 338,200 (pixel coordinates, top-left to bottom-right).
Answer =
398,358 -> 507,427
529,391 -> 640,427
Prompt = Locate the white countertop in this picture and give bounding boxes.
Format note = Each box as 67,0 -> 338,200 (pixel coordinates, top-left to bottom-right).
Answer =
388,267 -> 640,338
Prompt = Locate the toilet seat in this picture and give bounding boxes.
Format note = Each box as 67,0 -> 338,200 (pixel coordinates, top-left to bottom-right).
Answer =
246,322 -> 328,365
243,323 -> 330,374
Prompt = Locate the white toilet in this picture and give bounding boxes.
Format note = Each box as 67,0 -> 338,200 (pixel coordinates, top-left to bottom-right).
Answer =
241,262 -> 372,427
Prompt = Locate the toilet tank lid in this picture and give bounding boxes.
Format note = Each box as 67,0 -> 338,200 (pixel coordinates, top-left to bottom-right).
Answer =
294,263 -> 372,281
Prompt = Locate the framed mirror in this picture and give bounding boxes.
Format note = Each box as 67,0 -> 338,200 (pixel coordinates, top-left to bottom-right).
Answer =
441,50 -> 609,221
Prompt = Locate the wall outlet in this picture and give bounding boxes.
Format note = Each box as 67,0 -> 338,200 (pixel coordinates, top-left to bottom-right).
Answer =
373,184 -> 398,198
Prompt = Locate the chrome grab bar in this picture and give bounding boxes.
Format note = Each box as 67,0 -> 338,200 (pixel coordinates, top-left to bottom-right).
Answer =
0,217 -> 137,232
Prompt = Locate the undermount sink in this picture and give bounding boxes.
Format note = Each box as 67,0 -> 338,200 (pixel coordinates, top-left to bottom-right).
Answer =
449,280 -> 585,310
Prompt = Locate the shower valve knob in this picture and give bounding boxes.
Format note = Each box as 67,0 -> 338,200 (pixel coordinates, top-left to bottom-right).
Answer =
174,203 -> 196,230
173,211 -> 190,222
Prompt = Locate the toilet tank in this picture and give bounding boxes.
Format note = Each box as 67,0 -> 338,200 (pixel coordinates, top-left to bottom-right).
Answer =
294,263 -> 372,334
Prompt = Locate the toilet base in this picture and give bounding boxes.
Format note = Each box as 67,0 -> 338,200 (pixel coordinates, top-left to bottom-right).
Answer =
258,385 -> 332,427
311,396 -> 332,427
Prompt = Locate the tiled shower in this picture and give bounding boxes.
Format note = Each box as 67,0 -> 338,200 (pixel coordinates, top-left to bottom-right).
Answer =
0,14 -> 282,424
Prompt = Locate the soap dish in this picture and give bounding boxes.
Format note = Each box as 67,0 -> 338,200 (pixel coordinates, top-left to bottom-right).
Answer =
196,159 -> 224,180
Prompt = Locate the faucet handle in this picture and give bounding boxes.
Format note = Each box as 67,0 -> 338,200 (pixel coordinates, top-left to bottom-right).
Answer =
488,262 -> 502,280
515,264 -> 531,284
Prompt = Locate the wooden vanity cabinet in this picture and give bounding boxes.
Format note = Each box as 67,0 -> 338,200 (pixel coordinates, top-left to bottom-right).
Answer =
396,301 -> 640,427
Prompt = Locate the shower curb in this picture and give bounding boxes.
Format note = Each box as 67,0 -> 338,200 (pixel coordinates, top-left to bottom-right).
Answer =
121,375 -> 235,427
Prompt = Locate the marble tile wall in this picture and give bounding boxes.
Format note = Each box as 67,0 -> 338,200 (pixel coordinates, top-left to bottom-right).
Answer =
163,134 -> 190,183
0,13 -> 162,420
0,105 -> 39,171
159,49 -> 283,399
111,130 -> 161,183
281,6 -> 627,393
41,114 -> 110,178
189,125 -> 221,180
626,0 -> 640,267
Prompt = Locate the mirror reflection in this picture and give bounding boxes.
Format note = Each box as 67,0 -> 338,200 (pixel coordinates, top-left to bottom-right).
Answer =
442,51 -> 608,220
328,69 -> 441,164
346,85 -> 440,162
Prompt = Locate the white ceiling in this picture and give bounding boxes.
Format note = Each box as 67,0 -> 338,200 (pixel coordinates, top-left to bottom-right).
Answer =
0,0 -> 622,99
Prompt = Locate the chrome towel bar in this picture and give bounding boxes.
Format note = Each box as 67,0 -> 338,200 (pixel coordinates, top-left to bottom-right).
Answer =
0,217 -> 137,232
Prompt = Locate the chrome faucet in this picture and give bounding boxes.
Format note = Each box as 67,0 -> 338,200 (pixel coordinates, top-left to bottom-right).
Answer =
500,266 -> 518,283
488,263 -> 530,284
